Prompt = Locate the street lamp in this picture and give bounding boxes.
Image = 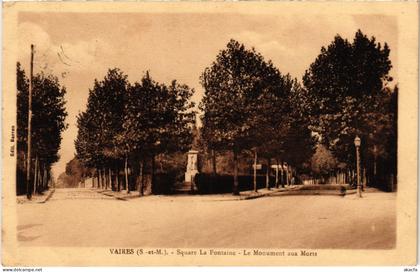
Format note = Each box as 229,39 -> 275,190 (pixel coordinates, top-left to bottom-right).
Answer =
354,136 -> 362,198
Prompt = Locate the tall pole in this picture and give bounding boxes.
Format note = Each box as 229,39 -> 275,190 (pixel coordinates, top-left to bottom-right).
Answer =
356,145 -> 361,197
354,136 -> 362,198
253,149 -> 257,192
26,44 -> 34,199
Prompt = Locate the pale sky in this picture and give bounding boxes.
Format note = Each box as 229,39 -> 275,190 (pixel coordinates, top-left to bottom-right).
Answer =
17,12 -> 398,178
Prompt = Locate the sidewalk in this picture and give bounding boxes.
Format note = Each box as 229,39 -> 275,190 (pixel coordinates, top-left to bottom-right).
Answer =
88,184 -> 379,201
16,188 -> 55,204
92,188 -> 143,201
92,185 -> 302,201
236,185 -> 301,200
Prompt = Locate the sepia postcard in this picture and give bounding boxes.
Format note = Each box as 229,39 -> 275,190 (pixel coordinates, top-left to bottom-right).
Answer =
2,1 -> 418,267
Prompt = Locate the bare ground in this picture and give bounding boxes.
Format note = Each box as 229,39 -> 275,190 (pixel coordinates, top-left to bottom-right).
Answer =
16,188 -> 396,249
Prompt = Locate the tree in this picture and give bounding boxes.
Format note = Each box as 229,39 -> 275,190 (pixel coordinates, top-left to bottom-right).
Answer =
76,68 -> 128,191
16,63 -> 29,194
250,74 -> 293,190
122,72 -> 195,194
77,69 -> 195,195
303,30 -> 396,188
281,82 -> 317,171
59,157 -> 91,188
310,144 -> 337,183
16,62 -> 68,195
200,39 -> 295,194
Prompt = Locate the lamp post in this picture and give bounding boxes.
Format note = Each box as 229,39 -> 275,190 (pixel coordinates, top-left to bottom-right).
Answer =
354,136 -> 362,198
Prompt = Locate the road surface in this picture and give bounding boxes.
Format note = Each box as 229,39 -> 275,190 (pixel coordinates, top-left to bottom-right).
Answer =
17,188 -> 396,249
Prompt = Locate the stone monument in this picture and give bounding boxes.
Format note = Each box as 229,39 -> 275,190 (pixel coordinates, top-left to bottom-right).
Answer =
185,150 -> 199,183
176,150 -> 199,193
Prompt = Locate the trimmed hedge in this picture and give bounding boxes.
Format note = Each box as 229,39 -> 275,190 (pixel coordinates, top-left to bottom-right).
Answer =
152,173 -> 177,195
194,173 -> 276,194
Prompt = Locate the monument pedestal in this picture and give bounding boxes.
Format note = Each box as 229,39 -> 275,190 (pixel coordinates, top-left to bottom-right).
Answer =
175,150 -> 199,193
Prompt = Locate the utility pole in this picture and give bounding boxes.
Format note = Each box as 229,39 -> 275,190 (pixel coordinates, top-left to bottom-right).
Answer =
26,44 -> 34,199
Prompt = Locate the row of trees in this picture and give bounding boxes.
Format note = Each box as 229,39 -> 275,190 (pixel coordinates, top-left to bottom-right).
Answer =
199,40 -> 316,194
75,69 -> 195,194
200,30 -> 397,193
74,29 -> 397,194
16,62 -> 68,196
303,30 -> 397,189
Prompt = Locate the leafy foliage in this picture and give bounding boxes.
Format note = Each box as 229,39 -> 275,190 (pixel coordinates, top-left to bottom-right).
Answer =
303,30 -> 396,174
75,68 -> 195,192
16,62 -> 68,195
200,39 -> 316,193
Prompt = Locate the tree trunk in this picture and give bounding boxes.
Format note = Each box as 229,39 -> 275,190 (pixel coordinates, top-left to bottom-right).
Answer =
106,168 -> 110,189
280,162 -> 285,188
42,165 -> 47,191
38,163 -> 43,193
211,149 -> 217,176
125,155 -> 130,194
140,159 -> 145,196
47,168 -> 51,189
101,169 -> 105,188
99,168 -> 103,188
33,155 -> 38,194
102,168 -> 107,189
38,163 -> 42,192
40,164 -> 44,192
337,170 -> 340,184
116,167 -> 121,192
363,168 -> 367,190
344,169 -> 348,184
151,155 -> 155,194
108,168 -> 113,191
98,169 -> 101,188
266,157 -> 271,190
232,150 -> 239,195
159,154 -> 164,172
373,145 -> 377,183
96,169 -> 100,188
253,150 -> 258,192
275,158 -> 279,188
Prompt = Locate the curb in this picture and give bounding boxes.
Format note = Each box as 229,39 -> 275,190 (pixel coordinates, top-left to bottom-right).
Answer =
345,189 -> 357,195
239,186 -> 354,200
101,192 -> 128,201
92,185 -> 354,202
38,188 -> 55,203
239,188 -> 285,200
94,189 -> 142,201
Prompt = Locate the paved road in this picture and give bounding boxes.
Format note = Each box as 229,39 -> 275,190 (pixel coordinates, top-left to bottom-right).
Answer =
17,188 -> 396,249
